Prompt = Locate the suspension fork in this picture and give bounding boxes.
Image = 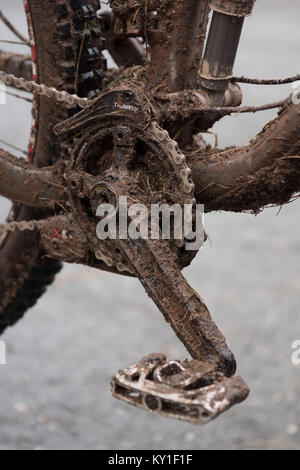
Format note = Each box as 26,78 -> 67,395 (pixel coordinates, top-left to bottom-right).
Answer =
146,0 -> 249,145
148,0 -> 256,92
200,0 -> 256,91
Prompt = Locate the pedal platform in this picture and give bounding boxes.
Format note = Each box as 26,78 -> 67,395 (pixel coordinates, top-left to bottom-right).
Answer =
111,354 -> 249,424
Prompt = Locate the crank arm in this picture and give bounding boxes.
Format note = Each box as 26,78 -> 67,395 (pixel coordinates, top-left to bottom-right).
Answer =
93,181 -> 236,376
115,232 -> 236,377
109,229 -> 250,422
94,181 -> 236,376
91,179 -> 250,421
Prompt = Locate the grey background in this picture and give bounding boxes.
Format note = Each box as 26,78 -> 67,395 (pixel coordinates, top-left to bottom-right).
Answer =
0,0 -> 300,450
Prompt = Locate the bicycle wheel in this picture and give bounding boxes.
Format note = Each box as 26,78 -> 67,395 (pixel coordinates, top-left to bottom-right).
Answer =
0,0 -> 106,333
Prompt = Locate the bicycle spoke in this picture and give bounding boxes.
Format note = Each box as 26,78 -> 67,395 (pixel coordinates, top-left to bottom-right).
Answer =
0,88 -> 32,103
0,10 -> 30,47
0,138 -> 27,156
0,39 -> 29,46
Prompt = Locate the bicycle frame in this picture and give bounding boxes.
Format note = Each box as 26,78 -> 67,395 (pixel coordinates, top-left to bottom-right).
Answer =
0,0 -> 245,208
0,0 -> 299,216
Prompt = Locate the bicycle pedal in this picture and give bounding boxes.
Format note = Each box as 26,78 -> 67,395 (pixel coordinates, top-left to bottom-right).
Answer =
111,354 -> 249,424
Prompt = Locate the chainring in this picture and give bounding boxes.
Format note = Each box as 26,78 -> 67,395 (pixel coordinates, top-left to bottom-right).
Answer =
56,82 -> 201,275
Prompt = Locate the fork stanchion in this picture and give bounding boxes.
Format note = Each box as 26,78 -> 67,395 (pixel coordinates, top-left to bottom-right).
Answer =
200,0 -> 256,91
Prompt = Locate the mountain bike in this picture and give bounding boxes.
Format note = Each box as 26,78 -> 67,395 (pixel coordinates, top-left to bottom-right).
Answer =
0,0 -> 299,424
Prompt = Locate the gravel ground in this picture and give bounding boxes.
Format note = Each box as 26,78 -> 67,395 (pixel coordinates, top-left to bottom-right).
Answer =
0,0 -> 300,450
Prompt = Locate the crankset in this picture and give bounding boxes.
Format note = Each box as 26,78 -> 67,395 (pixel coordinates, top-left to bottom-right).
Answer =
53,80 -> 249,423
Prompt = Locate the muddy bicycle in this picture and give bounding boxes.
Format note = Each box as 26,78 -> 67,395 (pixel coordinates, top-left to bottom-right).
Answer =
0,0 -> 299,424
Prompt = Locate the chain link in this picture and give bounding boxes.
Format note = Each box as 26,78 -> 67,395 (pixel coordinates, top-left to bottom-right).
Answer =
0,70 -> 90,108
149,121 -> 196,245
0,219 -> 43,236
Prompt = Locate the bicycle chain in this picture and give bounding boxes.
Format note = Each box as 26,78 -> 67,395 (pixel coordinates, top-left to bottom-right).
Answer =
0,70 -> 89,108
0,219 -> 44,236
148,121 -> 196,228
94,247 -> 134,275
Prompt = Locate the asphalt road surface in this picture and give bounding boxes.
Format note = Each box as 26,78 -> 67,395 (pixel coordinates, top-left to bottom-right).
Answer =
0,0 -> 300,450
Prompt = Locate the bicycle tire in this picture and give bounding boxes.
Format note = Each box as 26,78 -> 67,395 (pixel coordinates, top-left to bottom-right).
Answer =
0,0 -> 106,334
